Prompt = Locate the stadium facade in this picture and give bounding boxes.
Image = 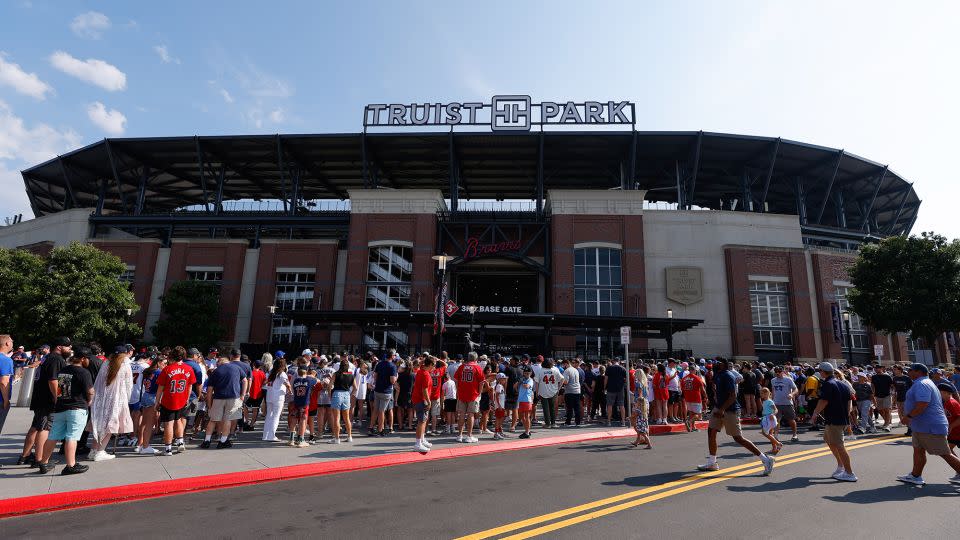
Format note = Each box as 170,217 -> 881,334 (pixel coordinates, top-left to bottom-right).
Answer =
1,96 -> 936,364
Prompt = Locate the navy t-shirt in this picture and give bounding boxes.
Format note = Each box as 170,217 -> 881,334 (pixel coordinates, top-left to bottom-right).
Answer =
819,377 -> 851,425
292,376 -> 316,407
208,362 -> 243,399
233,360 -> 252,381
714,370 -> 740,412
605,364 -> 627,393
374,360 -> 398,394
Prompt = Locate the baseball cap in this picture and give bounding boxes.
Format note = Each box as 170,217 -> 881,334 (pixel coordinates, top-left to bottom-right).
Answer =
275,350 -> 286,358
208,347 -> 219,354
536,355 -> 544,362
301,349 -> 313,356
930,368 -> 943,375
496,373 -> 507,379
817,362 -> 835,373
187,348 -> 201,356
51,336 -> 72,347
774,365 -> 783,372
909,362 -> 929,374
937,382 -> 957,393
72,345 -> 91,358
113,345 -> 128,354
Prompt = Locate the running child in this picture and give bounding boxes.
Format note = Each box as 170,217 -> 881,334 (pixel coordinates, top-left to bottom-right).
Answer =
760,387 -> 782,454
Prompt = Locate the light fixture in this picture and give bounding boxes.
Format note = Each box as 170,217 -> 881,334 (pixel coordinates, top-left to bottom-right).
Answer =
666,309 -> 673,319
432,253 -> 455,271
268,305 -> 277,315
842,311 -> 850,322
125,308 -> 133,316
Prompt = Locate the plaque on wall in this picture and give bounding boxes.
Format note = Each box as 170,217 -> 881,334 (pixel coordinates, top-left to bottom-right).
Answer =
665,266 -> 703,305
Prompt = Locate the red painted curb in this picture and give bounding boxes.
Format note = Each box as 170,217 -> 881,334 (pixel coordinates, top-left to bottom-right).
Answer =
0,421 -> 708,519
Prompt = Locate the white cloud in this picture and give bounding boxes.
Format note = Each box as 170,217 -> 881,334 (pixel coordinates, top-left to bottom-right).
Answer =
0,53 -> 53,100
122,20 -> 139,30
49,51 -> 126,91
70,11 -> 111,39
153,44 -> 180,65
219,88 -> 234,103
0,99 -> 82,217
269,108 -> 285,123
86,102 -> 126,135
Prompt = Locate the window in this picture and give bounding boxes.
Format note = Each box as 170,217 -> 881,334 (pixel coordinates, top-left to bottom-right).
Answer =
272,272 -> 315,344
119,267 -> 135,291
574,247 -> 622,316
835,286 -> 869,350
364,245 -> 411,349
574,247 -> 623,356
187,270 -> 223,283
365,245 -> 412,311
750,281 -> 793,348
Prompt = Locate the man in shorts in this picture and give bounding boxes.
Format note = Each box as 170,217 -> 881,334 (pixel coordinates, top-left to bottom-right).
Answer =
428,359 -> 445,436
455,352 -> 484,443
371,353 -> 398,436
871,364 -> 894,431
771,365 -> 799,442
896,364 -> 960,485
811,362 -> 857,482
680,367 -> 706,432
412,357 -> 435,453
698,358 -> 775,476
39,349 -> 94,475
604,358 -> 628,426
21,337 -> 72,468
666,359 -> 682,423
201,357 -> 245,449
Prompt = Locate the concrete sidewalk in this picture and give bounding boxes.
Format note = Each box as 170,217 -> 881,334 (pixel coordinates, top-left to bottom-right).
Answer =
0,406 -> 658,500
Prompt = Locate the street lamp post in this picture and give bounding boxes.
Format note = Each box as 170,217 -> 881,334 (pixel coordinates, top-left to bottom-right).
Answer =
666,308 -> 674,359
268,305 -> 278,349
841,311 -> 855,366
432,253 -> 455,354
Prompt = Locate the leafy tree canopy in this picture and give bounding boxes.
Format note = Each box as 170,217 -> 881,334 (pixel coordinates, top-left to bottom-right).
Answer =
151,280 -> 225,349
848,232 -> 960,349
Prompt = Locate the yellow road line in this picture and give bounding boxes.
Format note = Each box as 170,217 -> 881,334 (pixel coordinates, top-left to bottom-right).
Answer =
457,435 -> 898,540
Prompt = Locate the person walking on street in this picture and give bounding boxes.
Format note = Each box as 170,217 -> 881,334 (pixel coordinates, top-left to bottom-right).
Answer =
896,364 -> 960,486
698,358 -> 775,476
771,365 -> 799,442
853,374 -> 875,434
871,365 -> 894,431
811,362 -> 857,482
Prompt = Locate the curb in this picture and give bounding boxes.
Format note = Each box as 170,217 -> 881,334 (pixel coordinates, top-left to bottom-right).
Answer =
0,420 -> 708,519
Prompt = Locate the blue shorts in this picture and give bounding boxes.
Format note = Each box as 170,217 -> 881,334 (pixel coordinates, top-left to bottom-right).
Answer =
331,390 -> 351,411
129,401 -> 142,412
139,393 -> 157,408
49,409 -> 88,441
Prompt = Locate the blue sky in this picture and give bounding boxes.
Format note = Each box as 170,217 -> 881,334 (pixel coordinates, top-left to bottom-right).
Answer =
1,1 -> 957,236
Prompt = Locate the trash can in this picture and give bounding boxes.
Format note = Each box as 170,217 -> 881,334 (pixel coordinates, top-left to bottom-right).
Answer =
16,367 -> 35,407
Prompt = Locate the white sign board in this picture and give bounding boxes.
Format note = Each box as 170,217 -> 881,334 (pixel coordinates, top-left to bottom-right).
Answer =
620,326 -> 631,345
874,344 -> 884,358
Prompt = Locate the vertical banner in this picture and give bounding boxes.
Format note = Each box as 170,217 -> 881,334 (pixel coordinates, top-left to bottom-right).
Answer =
830,303 -> 842,343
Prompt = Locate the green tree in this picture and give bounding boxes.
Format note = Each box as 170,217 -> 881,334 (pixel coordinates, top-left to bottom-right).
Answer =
847,232 -> 960,361
151,280 -> 225,348
0,243 -> 140,345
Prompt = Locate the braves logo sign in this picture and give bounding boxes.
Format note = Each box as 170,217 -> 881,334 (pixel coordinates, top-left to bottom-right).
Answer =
463,237 -> 522,260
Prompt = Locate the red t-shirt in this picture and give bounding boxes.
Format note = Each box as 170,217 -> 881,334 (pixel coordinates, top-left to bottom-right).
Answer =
249,369 -> 266,399
681,374 -> 704,403
429,367 -> 444,400
454,362 -> 484,402
652,372 -> 670,400
157,362 -> 197,410
412,368 -> 432,404
944,397 -> 960,441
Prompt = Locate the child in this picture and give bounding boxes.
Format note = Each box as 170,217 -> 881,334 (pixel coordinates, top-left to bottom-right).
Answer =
442,373 -> 458,434
493,373 -> 507,440
517,367 -> 534,439
760,387 -> 781,454
290,368 -> 315,448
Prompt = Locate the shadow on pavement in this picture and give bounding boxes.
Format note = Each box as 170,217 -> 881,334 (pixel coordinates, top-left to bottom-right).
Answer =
602,470 -> 691,487
823,483 -> 960,504
726,476 -> 835,492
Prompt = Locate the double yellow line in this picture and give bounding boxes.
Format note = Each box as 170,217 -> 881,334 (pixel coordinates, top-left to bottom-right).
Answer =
457,434 -> 899,540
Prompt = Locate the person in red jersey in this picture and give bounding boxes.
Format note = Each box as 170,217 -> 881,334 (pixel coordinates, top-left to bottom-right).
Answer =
429,359 -> 445,436
411,356 -> 435,453
681,367 -> 707,432
454,352 -> 484,443
155,346 -> 199,456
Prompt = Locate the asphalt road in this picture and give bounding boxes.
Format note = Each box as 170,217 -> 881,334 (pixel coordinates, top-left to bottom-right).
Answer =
5,425 -> 958,539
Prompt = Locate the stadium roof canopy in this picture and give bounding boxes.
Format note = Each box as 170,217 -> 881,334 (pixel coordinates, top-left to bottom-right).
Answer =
21,131 -> 920,237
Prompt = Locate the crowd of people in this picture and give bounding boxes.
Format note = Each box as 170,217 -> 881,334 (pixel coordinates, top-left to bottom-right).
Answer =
1,333 -> 959,486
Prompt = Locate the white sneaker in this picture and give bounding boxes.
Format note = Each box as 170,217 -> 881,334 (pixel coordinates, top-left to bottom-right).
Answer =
836,472 -> 858,482
92,451 -> 116,462
492,433 -> 503,440
422,439 -> 433,448
414,442 -> 430,454
456,435 -> 465,443
346,436 -> 353,443
329,438 -> 341,445
831,467 -> 844,479
896,474 -> 925,485
467,436 -> 478,443
139,446 -> 158,455
761,455 -> 775,476
697,462 -> 719,471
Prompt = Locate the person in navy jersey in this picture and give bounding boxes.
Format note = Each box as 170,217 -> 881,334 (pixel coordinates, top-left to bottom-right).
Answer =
202,358 -> 246,449
290,368 -> 316,447
372,352 -> 398,436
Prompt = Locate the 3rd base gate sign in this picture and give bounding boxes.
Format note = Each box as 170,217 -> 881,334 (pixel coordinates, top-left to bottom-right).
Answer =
444,300 -> 459,317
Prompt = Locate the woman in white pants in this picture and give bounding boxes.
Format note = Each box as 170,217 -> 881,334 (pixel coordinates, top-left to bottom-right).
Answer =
262,359 -> 292,442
